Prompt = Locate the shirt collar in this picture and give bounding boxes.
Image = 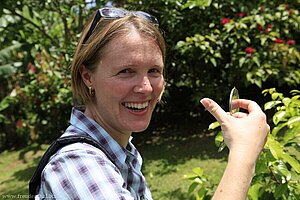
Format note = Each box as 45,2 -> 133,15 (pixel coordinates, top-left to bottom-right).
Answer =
68,107 -> 137,168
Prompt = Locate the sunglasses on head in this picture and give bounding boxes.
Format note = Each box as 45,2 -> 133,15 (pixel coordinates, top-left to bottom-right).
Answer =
82,7 -> 159,44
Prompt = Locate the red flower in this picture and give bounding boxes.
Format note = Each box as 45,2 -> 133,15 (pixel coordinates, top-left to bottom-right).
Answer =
236,12 -> 246,18
16,119 -> 23,129
274,38 -> 284,43
264,24 -> 273,33
287,39 -> 295,46
257,24 -> 264,31
221,18 -> 231,25
289,9 -> 294,15
27,62 -> 36,74
245,47 -> 255,54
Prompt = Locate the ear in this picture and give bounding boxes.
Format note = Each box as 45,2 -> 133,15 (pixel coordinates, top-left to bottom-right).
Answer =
79,65 -> 93,87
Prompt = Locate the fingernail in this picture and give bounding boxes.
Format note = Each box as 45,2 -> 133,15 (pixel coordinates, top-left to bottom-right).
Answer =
200,98 -> 211,104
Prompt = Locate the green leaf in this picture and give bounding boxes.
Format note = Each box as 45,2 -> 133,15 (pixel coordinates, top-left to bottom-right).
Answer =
282,98 -> 291,106
242,35 -> 251,44
283,127 -> 298,144
196,187 -> 207,200
182,0 -> 212,9
267,136 -> 283,159
193,167 -> 204,177
0,96 -> 16,112
215,132 -> 223,143
255,156 -> 269,174
0,113 -> 7,123
273,110 -> 287,125
197,0 -> 212,7
264,101 -> 281,110
194,177 -> 203,184
275,161 -> 291,178
254,79 -> 262,88
0,42 -> 22,61
290,89 -> 300,94
205,35 -> 216,42
271,92 -> 284,100
183,173 -> 199,180
239,57 -> 246,67
260,37 -> 268,45
287,116 -> 300,128
272,122 -> 287,136
208,121 -> 220,130
274,184 -> 288,199
215,131 -> 224,150
225,24 -> 235,33
210,57 -> 217,67
22,5 -> 32,21
254,15 -> 264,26
188,182 -> 199,193
281,153 -> 300,173
0,98 -> 10,111
252,56 -> 260,67
0,63 -> 17,76
22,5 -> 40,26
248,183 -> 262,200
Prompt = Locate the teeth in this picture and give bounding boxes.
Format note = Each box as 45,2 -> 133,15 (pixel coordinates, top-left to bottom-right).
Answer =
124,102 -> 149,109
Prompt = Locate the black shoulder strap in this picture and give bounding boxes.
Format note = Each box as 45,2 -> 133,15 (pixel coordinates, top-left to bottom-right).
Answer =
29,135 -> 115,199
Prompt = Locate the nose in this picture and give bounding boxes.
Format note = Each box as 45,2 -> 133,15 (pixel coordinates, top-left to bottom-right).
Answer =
133,76 -> 153,93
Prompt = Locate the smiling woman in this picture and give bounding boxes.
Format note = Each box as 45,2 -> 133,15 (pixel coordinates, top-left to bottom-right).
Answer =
30,7 -> 166,200
80,29 -> 165,144
29,6 -> 270,200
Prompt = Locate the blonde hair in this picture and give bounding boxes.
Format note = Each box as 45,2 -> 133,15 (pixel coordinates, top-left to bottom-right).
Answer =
70,10 -> 166,105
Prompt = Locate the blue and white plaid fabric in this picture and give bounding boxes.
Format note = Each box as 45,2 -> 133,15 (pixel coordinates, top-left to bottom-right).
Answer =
37,107 -> 152,200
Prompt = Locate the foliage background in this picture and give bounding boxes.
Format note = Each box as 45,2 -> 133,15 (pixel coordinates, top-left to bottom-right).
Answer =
0,0 -> 299,199
1,0 -> 299,148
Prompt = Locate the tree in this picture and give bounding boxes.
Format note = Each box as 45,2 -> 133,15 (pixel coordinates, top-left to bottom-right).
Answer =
0,0 -> 89,149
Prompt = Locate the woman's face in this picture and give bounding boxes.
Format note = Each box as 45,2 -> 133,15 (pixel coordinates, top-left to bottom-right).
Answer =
86,29 -> 164,138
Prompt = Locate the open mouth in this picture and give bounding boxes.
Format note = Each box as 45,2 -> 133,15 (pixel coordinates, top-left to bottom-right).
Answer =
122,101 -> 149,112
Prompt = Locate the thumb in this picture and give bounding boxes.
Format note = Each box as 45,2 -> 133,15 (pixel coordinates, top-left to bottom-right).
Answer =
200,98 -> 228,123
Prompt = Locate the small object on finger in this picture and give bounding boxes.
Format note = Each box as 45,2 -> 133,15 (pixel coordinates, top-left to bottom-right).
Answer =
218,87 -> 240,152
229,87 -> 240,115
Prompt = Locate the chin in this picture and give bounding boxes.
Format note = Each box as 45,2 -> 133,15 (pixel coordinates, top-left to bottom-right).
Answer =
130,122 -> 151,133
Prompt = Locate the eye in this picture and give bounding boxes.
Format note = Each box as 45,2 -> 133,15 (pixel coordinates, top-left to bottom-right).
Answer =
116,68 -> 135,77
148,68 -> 163,77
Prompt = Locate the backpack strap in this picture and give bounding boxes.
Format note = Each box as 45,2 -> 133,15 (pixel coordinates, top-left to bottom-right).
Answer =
29,135 -> 115,199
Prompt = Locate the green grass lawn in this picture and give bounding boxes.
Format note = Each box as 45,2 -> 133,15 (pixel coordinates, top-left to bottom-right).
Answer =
0,120 -> 227,199
136,123 -> 227,200
0,143 -> 49,199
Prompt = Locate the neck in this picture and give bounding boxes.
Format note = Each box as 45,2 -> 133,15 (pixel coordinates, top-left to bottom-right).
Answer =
84,104 -> 131,148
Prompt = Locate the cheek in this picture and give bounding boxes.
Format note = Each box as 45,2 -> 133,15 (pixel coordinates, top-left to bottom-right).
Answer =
153,78 -> 165,96
100,80 -> 131,99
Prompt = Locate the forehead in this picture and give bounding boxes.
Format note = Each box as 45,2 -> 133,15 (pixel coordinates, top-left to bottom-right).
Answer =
94,29 -> 164,71
101,29 -> 162,58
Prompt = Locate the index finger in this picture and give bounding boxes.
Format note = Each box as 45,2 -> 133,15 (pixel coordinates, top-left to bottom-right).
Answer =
200,98 -> 228,123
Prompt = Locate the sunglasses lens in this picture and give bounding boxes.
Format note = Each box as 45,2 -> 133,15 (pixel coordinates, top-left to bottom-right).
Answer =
134,11 -> 159,24
83,8 -> 159,44
100,8 -> 126,18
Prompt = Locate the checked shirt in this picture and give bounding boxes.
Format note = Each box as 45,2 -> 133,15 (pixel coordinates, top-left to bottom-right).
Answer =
37,107 -> 152,200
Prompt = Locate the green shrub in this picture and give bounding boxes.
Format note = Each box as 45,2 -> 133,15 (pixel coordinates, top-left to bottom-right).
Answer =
1,0 -> 299,149
176,0 -> 300,102
184,88 -> 300,199
249,88 -> 300,199
0,0 -> 86,148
